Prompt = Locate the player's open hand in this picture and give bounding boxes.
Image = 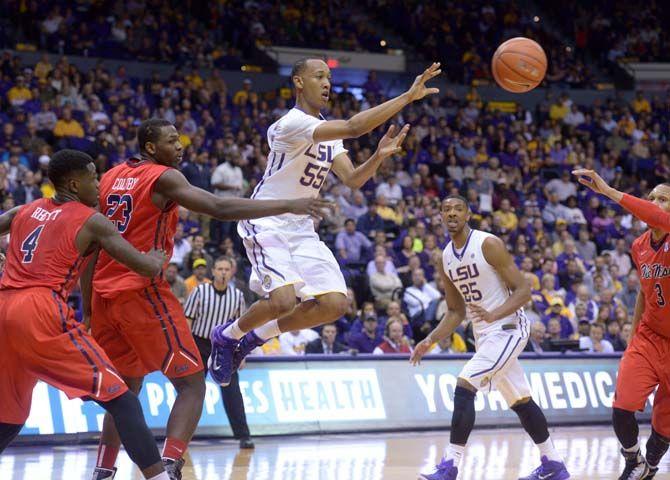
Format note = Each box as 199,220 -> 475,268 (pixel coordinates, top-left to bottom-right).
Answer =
289,197 -> 333,219
571,169 -> 611,195
406,62 -> 441,102
468,303 -> 496,323
376,124 -> 410,159
410,337 -> 432,366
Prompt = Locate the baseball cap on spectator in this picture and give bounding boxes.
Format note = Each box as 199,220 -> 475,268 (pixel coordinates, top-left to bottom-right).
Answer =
551,298 -> 564,308
38,155 -> 51,166
193,258 -> 207,269
556,219 -> 568,226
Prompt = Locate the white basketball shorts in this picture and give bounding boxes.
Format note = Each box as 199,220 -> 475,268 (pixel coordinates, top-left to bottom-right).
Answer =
459,326 -> 531,405
238,220 -> 347,300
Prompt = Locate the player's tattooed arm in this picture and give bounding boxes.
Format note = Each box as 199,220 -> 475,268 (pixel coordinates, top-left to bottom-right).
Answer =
80,213 -> 166,277
331,124 -> 410,189
411,262 -> 465,365
472,236 -> 531,323
155,169 -> 332,220
313,63 -> 440,144
0,206 -> 21,236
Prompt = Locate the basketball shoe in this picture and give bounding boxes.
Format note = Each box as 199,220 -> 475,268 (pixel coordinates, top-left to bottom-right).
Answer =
519,456 -> 570,479
420,458 -> 458,480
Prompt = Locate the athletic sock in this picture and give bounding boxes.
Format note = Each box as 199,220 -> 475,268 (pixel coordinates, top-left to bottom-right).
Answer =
254,319 -> 281,341
622,441 -> 640,454
148,472 -> 170,480
222,320 -> 245,340
161,437 -> 187,461
445,443 -> 465,468
537,438 -> 562,462
96,443 -> 120,469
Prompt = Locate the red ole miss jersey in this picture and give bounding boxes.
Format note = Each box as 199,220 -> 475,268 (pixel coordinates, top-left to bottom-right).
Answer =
93,159 -> 177,298
632,230 -> 670,338
0,198 -> 95,297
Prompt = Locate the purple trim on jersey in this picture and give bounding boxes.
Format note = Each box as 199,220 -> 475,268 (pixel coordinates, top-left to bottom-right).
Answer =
452,229 -> 474,261
250,152 -> 275,199
250,152 -> 286,200
469,334 -> 513,378
248,223 -> 286,281
239,221 -> 263,280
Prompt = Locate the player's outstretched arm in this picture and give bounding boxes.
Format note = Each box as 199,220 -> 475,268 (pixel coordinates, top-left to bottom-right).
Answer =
81,213 -> 165,277
155,169 -> 332,220
470,236 -> 531,323
313,63 -> 440,144
410,262 -> 465,365
0,206 -> 21,236
573,168 -> 670,232
332,124 -> 410,189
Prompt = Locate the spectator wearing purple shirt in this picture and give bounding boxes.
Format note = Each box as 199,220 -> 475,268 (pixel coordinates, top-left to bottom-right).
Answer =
542,298 -> 574,339
336,219 -> 373,264
348,314 -> 383,353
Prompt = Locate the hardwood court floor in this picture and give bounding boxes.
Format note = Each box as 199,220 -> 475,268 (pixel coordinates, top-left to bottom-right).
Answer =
2,426 -> 669,479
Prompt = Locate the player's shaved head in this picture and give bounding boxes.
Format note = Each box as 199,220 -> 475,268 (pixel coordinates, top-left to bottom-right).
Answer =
48,149 -> 94,187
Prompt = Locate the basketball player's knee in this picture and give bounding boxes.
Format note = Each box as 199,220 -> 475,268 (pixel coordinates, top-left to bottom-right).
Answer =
456,377 -> 477,393
612,406 -> 636,425
268,289 -> 296,318
171,371 -> 206,399
99,390 -> 143,419
318,293 -> 348,319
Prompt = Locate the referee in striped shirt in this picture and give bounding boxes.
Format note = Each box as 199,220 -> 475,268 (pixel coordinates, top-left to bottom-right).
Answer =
184,256 -> 253,449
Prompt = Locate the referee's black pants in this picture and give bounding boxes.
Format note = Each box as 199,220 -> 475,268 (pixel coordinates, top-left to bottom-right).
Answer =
193,335 -> 251,439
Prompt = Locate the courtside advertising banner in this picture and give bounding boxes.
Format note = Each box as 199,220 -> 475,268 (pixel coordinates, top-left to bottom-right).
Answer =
18,354 -> 649,441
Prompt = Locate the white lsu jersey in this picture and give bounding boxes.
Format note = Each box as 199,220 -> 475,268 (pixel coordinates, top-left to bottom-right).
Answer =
442,229 -> 529,338
240,107 -> 347,234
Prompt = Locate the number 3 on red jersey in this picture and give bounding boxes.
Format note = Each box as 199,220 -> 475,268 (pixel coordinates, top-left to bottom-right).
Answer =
105,194 -> 133,233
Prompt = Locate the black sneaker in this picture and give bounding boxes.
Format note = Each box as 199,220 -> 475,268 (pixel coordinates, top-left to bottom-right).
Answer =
644,465 -> 659,479
162,457 -> 185,480
619,449 -> 650,480
91,467 -> 116,480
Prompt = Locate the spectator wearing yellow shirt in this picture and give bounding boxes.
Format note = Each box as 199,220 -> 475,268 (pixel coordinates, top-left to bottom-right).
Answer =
34,54 -> 53,81
631,91 -> 651,114
186,68 -> 204,89
184,258 -> 212,295
6,76 -> 32,107
53,107 -> 84,138
549,98 -> 568,122
375,195 -> 403,225
233,79 -> 253,105
493,198 -> 518,231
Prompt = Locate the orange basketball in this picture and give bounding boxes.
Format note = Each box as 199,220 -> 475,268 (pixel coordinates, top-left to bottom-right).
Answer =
491,37 -> 547,93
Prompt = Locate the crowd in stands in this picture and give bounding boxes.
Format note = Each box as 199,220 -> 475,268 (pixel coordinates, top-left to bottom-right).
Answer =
543,0 -> 670,66
367,0 -> 595,88
1,51 -> 669,357
0,0 -> 386,68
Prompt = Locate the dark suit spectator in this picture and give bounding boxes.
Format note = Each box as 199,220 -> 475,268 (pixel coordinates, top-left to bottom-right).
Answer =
12,171 -> 42,205
356,203 -> 385,237
305,323 -> 348,354
524,322 -> 552,353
